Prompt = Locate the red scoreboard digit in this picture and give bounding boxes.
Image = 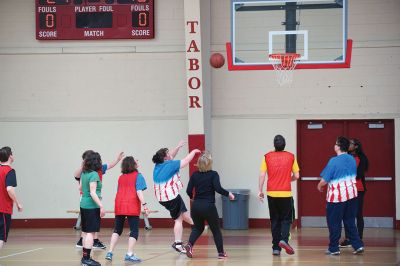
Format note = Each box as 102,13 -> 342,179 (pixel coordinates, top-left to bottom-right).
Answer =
35,0 -> 154,40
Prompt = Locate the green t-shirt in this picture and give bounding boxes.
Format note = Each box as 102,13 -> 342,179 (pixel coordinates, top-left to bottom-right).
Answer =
80,171 -> 102,209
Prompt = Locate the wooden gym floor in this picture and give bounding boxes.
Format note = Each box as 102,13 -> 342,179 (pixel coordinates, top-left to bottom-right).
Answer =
0,227 -> 399,265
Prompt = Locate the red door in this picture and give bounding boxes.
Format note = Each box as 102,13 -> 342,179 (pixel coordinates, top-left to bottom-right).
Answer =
297,120 -> 395,228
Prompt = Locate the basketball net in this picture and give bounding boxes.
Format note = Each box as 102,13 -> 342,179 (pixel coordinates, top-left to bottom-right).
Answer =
269,53 -> 301,86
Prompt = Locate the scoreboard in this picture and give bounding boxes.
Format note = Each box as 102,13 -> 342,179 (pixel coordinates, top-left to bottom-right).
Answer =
35,0 -> 154,40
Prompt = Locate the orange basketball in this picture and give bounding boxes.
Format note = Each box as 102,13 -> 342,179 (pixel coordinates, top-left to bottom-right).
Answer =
209,53 -> 225,68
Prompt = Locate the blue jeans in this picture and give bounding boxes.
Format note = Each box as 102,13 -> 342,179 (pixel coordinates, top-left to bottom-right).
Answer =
326,198 -> 363,252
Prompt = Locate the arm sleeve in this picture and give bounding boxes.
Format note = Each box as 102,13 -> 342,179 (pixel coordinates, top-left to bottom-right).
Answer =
102,164 -> 108,174
260,158 -> 267,172
292,158 -> 300,172
320,159 -> 333,183
89,172 -> 100,183
5,170 -> 17,187
136,173 -> 147,191
212,172 -> 229,197
186,174 -> 194,199
357,156 -> 367,180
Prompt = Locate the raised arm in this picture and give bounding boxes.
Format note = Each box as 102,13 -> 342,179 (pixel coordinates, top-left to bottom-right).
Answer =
180,149 -> 201,169
169,140 -> 186,159
106,152 -> 125,170
73,161 -> 84,181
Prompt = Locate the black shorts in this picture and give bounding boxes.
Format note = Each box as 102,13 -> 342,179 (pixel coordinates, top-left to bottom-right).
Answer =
80,207 -> 101,233
159,194 -> 188,220
0,212 -> 12,242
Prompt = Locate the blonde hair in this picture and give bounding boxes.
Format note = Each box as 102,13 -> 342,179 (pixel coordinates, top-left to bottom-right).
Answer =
197,151 -> 212,172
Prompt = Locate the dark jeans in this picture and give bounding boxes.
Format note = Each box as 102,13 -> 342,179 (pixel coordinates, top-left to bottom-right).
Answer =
326,198 -> 363,252
188,200 -> 224,253
345,191 -> 365,239
267,196 -> 294,251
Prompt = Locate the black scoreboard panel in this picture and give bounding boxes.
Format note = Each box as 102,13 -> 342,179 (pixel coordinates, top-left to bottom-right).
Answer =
36,0 -> 154,40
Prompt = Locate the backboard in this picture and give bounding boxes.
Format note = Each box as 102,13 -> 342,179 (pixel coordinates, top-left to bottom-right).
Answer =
227,0 -> 352,70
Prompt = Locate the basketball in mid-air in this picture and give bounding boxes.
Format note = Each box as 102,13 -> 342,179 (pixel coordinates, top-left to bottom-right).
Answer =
209,53 -> 225,68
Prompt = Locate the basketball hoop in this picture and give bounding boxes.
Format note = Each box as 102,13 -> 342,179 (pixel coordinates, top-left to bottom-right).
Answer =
269,53 -> 301,86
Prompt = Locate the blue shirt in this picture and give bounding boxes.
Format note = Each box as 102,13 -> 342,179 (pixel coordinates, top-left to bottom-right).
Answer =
153,160 -> 182,201
320,153 -> 357,202
136,173 -> 147,191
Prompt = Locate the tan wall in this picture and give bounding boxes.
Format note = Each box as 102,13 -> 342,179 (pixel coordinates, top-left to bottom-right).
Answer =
0,0 -> 399,220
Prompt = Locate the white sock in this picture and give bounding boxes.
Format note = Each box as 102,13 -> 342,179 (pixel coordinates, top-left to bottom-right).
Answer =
127,252 -> 133,256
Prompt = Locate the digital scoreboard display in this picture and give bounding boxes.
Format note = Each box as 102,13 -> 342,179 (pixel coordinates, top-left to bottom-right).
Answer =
35,0 -> 154,40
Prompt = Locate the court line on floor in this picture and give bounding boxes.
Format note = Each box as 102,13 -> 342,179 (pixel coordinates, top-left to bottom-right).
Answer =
0,248 -> 43,259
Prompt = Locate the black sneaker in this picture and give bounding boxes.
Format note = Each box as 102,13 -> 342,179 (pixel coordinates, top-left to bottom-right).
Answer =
93,240 -> 106,250
339,239 -> 351,248
81,257 -> 101,266
76,237 -> 83,248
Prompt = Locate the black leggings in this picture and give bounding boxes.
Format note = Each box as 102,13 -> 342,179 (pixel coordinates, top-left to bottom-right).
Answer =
188,201 -> 224,253
113,215 -> 139,239
345,191 -> 365,239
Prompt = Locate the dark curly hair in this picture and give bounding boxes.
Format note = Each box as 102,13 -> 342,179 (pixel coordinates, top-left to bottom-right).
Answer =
121,156 -> 138,174
152,148 -> 168,164
83,152 -> 102,173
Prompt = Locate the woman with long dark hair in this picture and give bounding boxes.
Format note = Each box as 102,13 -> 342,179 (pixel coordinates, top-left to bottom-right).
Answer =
340,138 -> 369,247
80,152 -> 105,266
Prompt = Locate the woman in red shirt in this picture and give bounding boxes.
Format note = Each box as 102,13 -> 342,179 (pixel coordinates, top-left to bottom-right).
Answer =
340,139 -> 369,247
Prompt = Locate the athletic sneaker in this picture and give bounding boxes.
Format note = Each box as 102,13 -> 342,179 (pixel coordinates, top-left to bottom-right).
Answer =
124,254 -> 141,262
81,257 -> 101,266
325,249 -> 340,255
184,243 -> 193,258
76,237 -> 83,248
278,240 -> 295,255
353,247 -> 365,255
93,240 -> 106,249
339,239 -> 351,248
218,252 -> 228,259
172,241 -> 186,253
272,249 -> 281,256
105,252 -> 113,261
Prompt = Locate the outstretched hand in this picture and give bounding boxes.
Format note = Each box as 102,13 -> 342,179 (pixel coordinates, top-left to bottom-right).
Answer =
177,140 -> 187,149
117,152 -> 125,161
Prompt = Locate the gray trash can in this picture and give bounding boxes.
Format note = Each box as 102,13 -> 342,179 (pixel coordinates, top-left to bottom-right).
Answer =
221,189 -> 250,229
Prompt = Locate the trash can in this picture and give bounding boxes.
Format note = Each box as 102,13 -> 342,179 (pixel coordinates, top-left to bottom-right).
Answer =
221,189 -> 250,229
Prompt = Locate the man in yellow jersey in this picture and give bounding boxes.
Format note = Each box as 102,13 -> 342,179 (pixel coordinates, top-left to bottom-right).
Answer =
258,135 -> 300,256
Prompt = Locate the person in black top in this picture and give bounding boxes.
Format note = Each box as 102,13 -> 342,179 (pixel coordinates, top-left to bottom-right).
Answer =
184,151 -> 234,259
340,138 -> 369,247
